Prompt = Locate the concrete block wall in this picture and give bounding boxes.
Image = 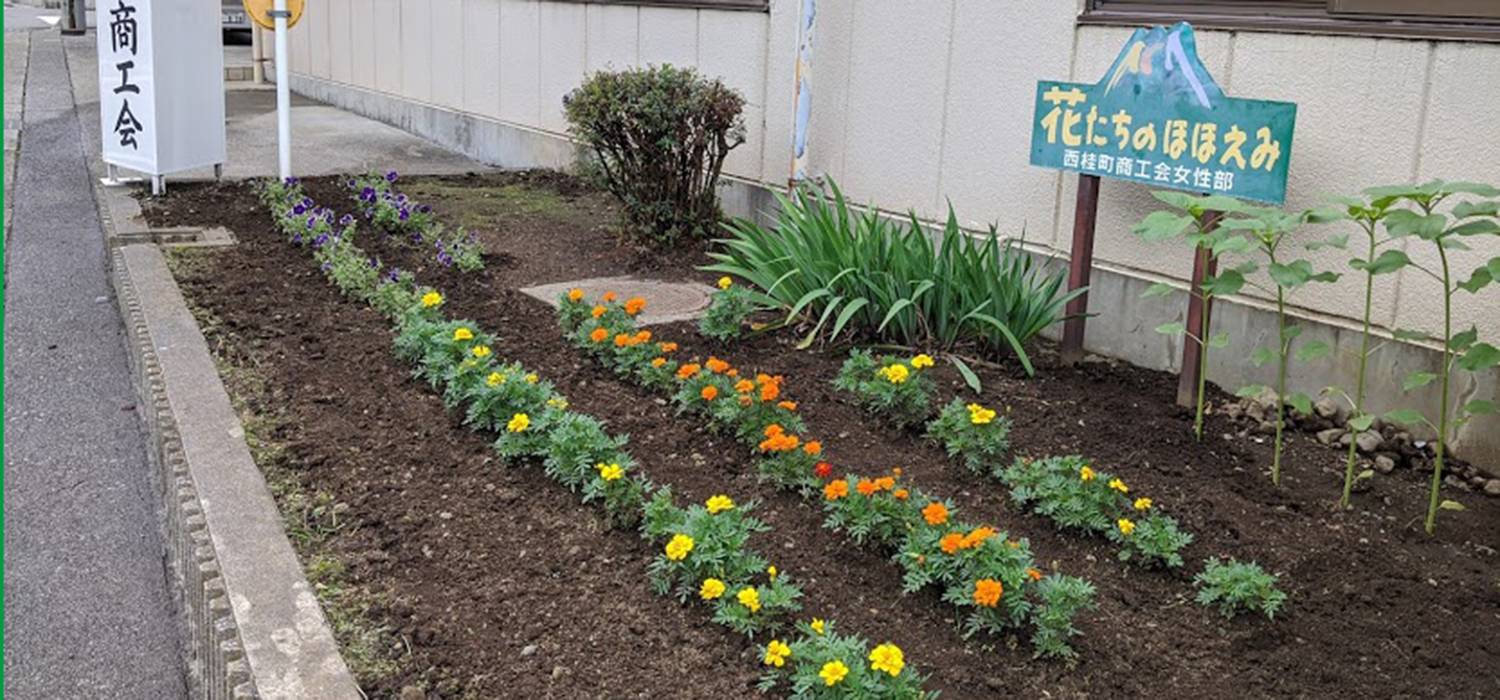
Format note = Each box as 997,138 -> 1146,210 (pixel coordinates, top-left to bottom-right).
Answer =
281,0 -> 1500,463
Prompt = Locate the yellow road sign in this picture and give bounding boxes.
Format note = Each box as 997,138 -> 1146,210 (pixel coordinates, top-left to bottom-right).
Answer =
244,0 -> 304,30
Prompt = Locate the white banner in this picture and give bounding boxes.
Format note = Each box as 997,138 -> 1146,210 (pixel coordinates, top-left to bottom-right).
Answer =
97,0 -> 157,173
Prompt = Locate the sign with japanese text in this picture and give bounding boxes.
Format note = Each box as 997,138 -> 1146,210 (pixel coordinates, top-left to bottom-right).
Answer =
97,0 -> 226,178
1030,23 -> 1295,204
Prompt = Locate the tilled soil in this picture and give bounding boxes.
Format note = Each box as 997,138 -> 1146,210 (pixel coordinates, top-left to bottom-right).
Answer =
145,174 -> 1500,699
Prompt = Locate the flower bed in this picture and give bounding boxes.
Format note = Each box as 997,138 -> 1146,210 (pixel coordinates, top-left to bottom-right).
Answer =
144,173 -> 1500,700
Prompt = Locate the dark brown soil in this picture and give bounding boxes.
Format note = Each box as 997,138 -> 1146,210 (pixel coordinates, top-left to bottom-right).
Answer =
144,174 -> 1500,700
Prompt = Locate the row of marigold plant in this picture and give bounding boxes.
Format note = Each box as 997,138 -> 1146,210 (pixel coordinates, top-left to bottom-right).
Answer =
557,288 -> 1099,660
256,177 -> 931,698
834,349 -> 1195,569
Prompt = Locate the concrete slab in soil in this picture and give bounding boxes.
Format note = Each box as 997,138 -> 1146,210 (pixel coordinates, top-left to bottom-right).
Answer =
522,276 -> 716,326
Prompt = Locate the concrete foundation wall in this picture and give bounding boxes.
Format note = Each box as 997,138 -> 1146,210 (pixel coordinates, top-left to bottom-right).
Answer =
281,1 -> 1500,464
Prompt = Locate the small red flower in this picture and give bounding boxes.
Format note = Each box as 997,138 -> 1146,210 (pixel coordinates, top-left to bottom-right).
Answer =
814,462 -> 833,479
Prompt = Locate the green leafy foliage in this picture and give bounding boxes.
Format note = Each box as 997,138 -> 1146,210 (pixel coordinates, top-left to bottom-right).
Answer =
833,350 -> 936,429
700,278 -> 758,340
706,180 -> 1079,373
564,65 -> 745,246
925,398 -> 1012,477
1000,456 -> 1191,568
1194,557 -> 1287,620
756,621 -> 930,699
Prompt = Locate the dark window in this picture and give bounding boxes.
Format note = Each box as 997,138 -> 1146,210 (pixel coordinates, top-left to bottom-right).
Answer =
1081,0 -> 1500,40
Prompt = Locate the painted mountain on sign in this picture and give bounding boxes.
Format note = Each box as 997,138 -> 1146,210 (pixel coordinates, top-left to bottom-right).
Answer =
1099,22 -> 1225,110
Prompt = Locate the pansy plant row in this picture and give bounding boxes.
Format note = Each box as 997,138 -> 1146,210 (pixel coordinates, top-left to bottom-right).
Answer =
346,171 -> 486,273
256,178 -> 931,699
557,289 -> 1099,661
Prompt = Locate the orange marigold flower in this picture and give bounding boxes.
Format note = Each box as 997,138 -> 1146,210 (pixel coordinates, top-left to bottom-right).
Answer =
590,327 -> 609,343
701,385 -> 719,401
614,334 -> 632,347
874,477 -> 896,491
568,288 -> 585,302
893,489 -> 910,500
760,383 -> 780,402
1026,568 -> 1044,582
659,342 -> 679,353
727,369 -> 739,377
591,305 -> 607,318
922,502 -> 949,526
973,579 -> 1003,607
777,401 -> 798,411
651,357 -> 667,367
764,424 -> 785,437
602,291 -> 617,302
735,379 -> 755,393
634,330 -> 652,343
856,479 -> 878,497
706,357 -> 730,374
804,441 -> 822,455
624,298 -> 647,315
961,527 -> 996,549
676,363 -> 701,379
824,479 -> 849,501
738,395 -> 753,407
939,533 -> 965,554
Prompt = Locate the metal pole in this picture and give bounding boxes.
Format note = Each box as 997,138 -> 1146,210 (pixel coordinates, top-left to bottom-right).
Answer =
1060,174 -> 1101,366
251,23 -> 266,84
61,0 -> 86,35
273,0 -> 291,179
788,0 -> 814,192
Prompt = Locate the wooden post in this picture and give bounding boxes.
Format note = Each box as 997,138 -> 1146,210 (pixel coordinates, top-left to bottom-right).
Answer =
1061,174 -> 1101,366
1176,211 -> 1220,408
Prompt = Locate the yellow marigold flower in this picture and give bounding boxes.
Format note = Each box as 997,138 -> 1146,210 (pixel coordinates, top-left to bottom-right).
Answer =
472,345 -> 491,358
506,413 -> 530,432
810,618 -> 825,635
651,357 -> 667,368
486,372 -> 506,386
767,565 -> 778,580
878,363 -> 910,384
763,639 -> 790,667
1080,466 -> 1096,482
546,397 -> 568,409
421,291 -> 443,307
591,305 -> 607,319
665,534 -> 694,561
911,354 -> 934,369
737,586 -> 761,613
718,276 -> 732,290
967,403 -> 996,425
973,578 -> 1003,607
1109,478 -> 1128,493
819,660 -> 848,687
567,288 -> 585,302
705,495 -> 735,514
597,462 -> 623,481
699,578 -> 726,600
1134,497 -> 1153,511
453,327 -> 474,341
524,373 -> 538,384
869,643 -> 904,677
1118,518 -> 1136,536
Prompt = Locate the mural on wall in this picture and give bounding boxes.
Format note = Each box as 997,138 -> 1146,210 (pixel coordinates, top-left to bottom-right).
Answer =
1031,22 -> 1296,204
790,0 -> 815,186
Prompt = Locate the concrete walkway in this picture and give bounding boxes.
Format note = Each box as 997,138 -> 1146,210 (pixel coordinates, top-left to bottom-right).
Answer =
2,28 -> 187,700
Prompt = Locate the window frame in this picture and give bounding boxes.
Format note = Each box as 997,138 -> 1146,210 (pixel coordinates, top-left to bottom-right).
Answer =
1080,0 -> 1500,42
545,0 -> 768,12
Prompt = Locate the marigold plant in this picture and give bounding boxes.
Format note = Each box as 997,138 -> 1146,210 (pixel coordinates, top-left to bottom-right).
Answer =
926,398 -> 1013,476
756,620 -> 928,699
834,349 -> 935,429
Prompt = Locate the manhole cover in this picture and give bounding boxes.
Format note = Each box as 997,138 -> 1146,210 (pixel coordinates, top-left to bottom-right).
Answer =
520,276 -> 714,326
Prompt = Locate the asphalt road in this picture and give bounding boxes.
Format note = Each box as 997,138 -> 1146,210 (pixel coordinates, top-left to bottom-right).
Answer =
2,28 -> 187,700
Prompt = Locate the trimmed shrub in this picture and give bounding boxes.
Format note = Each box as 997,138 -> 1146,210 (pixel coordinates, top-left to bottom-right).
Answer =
564,65 -> 745,246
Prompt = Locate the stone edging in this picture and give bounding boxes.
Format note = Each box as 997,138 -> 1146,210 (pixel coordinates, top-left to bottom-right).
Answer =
107,244 -> 258,700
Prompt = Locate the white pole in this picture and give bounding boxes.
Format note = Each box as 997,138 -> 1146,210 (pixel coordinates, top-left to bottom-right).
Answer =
273,0 -> 291,179
251,23 -> 265,84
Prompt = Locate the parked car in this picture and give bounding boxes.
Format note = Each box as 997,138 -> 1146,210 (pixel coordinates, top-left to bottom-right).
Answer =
222,0 -> 251,42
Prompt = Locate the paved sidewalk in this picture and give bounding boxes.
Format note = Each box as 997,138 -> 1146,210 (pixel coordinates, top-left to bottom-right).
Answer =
2,28 -> 187,700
